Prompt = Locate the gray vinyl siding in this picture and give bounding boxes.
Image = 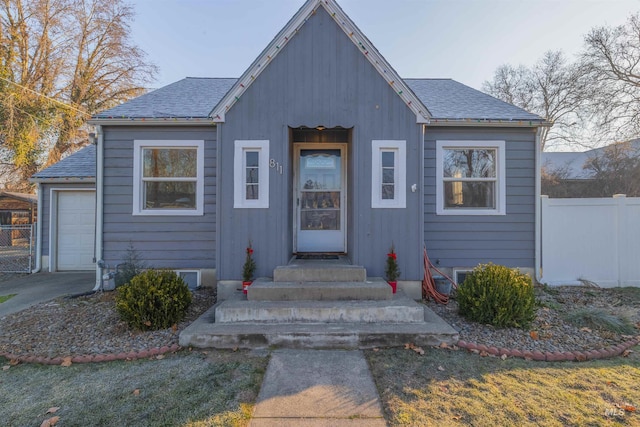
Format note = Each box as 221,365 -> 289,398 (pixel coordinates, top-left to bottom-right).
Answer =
424,127 -> 537,269
101,126 -> 216,269
217,7 -> 424,280
39,182 -> 95,257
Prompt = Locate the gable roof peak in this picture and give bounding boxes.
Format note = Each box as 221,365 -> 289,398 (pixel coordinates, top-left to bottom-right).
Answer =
210,0 -> 430,123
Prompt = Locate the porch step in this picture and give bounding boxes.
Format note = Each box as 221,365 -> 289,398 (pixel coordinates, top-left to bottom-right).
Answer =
215,295 -> 424,323
273,257 -> 366,282
180,301 -> 459,350
248,277 -> 391,301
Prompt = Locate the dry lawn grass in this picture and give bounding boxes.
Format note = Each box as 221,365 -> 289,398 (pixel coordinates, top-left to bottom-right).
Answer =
367,345 -> 640,426
1,350 -> 268,427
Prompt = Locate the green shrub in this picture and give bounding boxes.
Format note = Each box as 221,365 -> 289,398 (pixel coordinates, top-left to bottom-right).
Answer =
115,269 -> 192,331
456,263 -> 536,328
115,243 -> 146,287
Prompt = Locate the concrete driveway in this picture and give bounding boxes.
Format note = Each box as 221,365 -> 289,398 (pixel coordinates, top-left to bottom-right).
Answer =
0,272 -> 95,317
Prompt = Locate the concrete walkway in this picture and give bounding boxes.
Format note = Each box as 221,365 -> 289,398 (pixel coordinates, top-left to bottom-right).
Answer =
250,349 -> 387,426
0,272 -> 95,317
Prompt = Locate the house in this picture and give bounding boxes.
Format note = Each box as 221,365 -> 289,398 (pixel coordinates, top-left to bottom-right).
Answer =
30,145 -> 96,271
541,139 -> 640,198
35,0 -> 547,295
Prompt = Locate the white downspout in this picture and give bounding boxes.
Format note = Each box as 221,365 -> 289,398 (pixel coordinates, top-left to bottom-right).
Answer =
32,182 -> 43,273
93,125 -> 104,291
535,127 -> 543,284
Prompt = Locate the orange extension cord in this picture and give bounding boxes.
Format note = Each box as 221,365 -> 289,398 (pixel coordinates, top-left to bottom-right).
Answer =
422,246 -> 456,305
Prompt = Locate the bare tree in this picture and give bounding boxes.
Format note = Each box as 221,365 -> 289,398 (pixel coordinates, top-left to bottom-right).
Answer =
0,0 -> 156,189
582,13 -> 640,143
483,51 -> 594,151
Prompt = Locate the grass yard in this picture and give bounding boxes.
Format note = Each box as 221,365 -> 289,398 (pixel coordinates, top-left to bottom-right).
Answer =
367,345 -> 640,427
0,294 -> 16,304
0,350 -> 268,427
3,342 -> 640,426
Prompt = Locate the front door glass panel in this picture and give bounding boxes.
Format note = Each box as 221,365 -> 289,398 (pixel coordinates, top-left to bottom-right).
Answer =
296,147 -> 344,252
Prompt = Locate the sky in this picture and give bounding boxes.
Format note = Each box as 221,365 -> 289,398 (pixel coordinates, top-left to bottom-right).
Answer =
130,0 -> 640,92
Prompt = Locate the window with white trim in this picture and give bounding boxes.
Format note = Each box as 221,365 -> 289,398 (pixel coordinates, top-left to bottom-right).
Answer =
436,140 -> 506,215
234,140 -> 269,208
372,140 -> 406,208
133,140 -> 204,216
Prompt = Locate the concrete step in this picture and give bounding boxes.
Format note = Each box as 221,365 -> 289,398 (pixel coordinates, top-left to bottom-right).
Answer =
179,303 -> 459,350
248,277 -> 392,301
273,257 -> 366,282
215,296 -> 424,323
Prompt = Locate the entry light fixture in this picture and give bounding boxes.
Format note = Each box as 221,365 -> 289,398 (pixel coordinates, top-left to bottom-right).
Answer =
315,126 -> 326,131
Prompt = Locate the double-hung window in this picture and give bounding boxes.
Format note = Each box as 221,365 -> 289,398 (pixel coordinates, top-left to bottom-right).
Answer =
133,140 -> 204,216
436,140 -> 506,215
371,140 -> 406,208
234,140 -> 269,208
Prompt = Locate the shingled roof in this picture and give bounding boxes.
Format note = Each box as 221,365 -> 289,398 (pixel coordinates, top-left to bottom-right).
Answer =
405,79 -> 541,122
93,78 -> 236,120
93,77 -> 543,123
31,145 -> 96,181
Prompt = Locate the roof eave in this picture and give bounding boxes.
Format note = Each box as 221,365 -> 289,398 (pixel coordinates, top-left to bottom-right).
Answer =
427,119 -> 551,128
88,117 -> 216,126
29,177 -> 96,184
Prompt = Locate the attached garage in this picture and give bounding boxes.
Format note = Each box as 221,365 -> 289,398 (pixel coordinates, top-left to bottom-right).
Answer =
30,145 -> 97,273
53,190 -> 96,271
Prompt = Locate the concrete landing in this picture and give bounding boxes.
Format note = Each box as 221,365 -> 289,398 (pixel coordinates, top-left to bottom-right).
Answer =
215,295 -> 424,323
274,258 -> 366,282
179,296 -> 459,350
248,277 -> 392,301
249,349 -> 386,426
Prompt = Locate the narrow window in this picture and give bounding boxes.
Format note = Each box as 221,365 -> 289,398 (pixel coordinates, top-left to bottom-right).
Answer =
372,140 -> 406,208
381,151 -> 396,200
234,140 -> 269,208
245,151 -> 259,200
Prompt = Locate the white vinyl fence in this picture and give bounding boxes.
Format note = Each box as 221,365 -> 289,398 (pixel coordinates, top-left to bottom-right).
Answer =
541,195 -> 640,287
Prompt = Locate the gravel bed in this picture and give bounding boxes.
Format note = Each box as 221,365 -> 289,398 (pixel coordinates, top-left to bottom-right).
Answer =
1,284 -> 638,359
427,285 -> 640,352
0,288 -> 216,359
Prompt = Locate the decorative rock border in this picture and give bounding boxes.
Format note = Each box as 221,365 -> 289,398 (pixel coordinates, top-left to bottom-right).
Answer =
2,338 -> 639,365
0,344 -> 181,365
456,337 -> 640,362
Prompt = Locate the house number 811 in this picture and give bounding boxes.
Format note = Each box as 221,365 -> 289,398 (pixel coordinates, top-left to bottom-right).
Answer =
270,159 -> 283,174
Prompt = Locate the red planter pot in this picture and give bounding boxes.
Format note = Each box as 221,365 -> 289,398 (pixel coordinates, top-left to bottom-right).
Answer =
242,281 -> 252,295
388,281 -> 397,294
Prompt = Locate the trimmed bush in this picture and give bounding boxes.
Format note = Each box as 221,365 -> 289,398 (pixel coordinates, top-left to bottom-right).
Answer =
115,269 -> 192,331
456,263 -> 536,328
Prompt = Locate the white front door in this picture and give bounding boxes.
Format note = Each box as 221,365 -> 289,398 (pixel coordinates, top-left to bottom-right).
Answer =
295,144 -> 346,252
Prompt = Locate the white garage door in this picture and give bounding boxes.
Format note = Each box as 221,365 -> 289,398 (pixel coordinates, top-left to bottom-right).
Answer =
56,191 -> 95,271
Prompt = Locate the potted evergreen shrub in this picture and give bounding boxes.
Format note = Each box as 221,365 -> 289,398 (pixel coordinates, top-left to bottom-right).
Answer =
242,242 -> 256,295
385,244 -> 400,293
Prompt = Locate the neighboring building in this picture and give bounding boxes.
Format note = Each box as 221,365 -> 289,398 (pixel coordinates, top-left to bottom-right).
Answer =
37,0 -> 547,291
542,139 -> 640,198
0,192 -> 36,225
0,192 -> 36,248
